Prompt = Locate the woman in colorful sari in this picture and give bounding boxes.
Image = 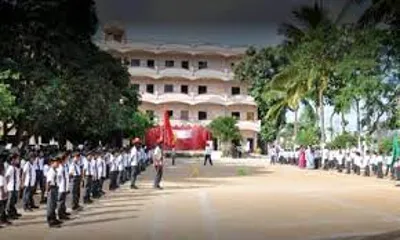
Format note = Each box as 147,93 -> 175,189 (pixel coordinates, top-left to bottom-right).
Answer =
298,146 -> 306,169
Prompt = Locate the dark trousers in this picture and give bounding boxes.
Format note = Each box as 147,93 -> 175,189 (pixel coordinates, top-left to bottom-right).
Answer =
314,157 -> 321,169
84,176 -> 93,202
58,192 -> 67,217
172,155 -> 176,165
377,162 -> 384,178
92,179 -> 100,198
385,164 -> 391,176
109,171 -> 118,190
204,154 -> 213,166
35,170 -> 44,195
125,167 -> 131,181
71,177 -> 81,209
6,191 -> 18,216
0,199 -> 7,222
100,177 -> 105,193
119,170 -> 125,184
154,166 -> 163,188
364,165 -> 370,176
130,166 -> 139,187
47,186 -> 58,223
23,186 -> 34,210
40,177 -> 47,203
271,156 -> 276,165
346,162 -> 351,174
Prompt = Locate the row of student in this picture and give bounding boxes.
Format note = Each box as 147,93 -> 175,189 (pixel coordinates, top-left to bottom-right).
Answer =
0,138 -> 164,228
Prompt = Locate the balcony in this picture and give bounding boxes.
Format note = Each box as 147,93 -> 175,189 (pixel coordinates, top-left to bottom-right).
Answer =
140,92 -> 256,106
128,66 -> 234,81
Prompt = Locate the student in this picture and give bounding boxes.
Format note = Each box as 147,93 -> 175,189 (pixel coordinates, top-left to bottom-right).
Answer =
354,152 -> 362,175
91,152 -> 100,199
153,140 -> 164,189
130,139 -> 141,189
0,162 -> 11,226
5,154 -> 21,219
57,154 -> 70,220
97,152 -> 106,196
171,147 -> 176,166
83,152 -> 93,204
204,143 -> 213,166
109,151 -> 118,191
34,151 -> 45,202
21,153 -> 38,211
124,148 -> 131,182
41,157 -> 50,204
46,155 -> 62,228
376,151 -> 384,179
345,150 -> 352,174
363,151 -> 371,177
69,152 -> 82,211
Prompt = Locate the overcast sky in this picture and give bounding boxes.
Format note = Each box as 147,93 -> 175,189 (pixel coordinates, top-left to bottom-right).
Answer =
94,0 -> 368,46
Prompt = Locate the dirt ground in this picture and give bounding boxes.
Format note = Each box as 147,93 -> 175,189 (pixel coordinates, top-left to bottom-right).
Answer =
2,158 -> 400,240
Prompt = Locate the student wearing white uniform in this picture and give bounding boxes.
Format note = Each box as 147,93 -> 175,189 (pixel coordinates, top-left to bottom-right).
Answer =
376,152 -> 384,178
97,153 -> 106,195
124,148 -> 131,182
363,151 -> 371,177
130,139 -> 141,189
91,152 -> 100,199
57,154 -> 70,220
22,153 -> 37,211
69,153 -> 82,211
41,158 -> 50,204
5,154 -> 21,219
153,140 -> 164,189
0,163 -> 11,225
109,151 -> 118,191
345,150 -> 352,174
34,152 -> 45,202
204,143 -> 213,166
354,152 -> 362,175
82,153 -> 94,204
46,156 -> 62,228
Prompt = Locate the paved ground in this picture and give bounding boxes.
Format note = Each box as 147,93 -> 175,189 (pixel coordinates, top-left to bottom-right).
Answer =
3,158 -> 400,240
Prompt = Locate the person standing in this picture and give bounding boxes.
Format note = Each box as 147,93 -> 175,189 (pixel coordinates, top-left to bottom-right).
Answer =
124,148 -> 131,182
83,152 -> 93,204
298,146 -> 306,169
5,154 -> 21,219
21,153 -> 37,211
153,140 -> 164,189
57,154 -> 70,220
97,152 -> 106,196
130,139 -> 141,189
376,151 -> 384,179
34,151 -> 45,203
0,162 -> 11,226
91,153 -> 100,199
204,143 -> 213,166
46,155 -> 62,228
41,158 -> 50,204
109,151 -> 118,191
305,146 -> 315,169
171,147 -> 176,166
69,152 -> 82,211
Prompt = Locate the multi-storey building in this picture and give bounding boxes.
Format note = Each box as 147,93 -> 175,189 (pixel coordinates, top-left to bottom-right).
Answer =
97,26 -> 260,151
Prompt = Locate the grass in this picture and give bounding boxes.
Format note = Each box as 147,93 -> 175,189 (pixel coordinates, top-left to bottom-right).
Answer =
237,167 -> 248,176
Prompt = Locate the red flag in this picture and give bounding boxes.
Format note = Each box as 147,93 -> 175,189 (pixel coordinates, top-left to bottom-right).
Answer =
163,111 -> 175,147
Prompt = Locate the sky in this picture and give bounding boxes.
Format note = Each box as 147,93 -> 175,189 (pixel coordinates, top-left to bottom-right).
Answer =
94,0 -> 371,138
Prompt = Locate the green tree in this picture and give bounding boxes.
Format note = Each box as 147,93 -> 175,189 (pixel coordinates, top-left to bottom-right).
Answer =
208,116 -> 241,156
128,111 -> 154,140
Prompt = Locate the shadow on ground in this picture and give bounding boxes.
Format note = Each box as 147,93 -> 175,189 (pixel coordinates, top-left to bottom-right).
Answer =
330,230 -> 400,240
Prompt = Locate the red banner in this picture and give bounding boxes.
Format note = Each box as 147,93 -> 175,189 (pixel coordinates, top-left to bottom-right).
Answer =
145,125 -> 212,150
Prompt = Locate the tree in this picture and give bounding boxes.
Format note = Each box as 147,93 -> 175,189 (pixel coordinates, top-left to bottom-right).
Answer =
208,116 -> 241,156
127,111 -> 154,140
328,132 -> 358,149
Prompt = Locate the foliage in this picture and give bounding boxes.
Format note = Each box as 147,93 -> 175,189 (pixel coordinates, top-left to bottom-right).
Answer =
328,132 -> 358,149
208,117 -> 241,143
0,0 -> 139,145
378,136 -> 393,154
0,70 -> 21,121
127,111 -> 154,140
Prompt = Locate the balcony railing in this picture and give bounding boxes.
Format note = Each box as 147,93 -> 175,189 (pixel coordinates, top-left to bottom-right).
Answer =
128,66 -> 235,81
140,92 -> 256,106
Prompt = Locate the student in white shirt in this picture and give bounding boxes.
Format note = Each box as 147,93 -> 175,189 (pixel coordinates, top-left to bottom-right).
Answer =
204,143 -> 213,166
5,154 -> 21,219
363,151 -> 371,177
91,152 -> 100,199
117,150 -> 124,186
109,151 -> 118,191
41,158 -> 50,204
97,152 -> 106,196
124,148 -> 131,182
69,152 -> 82,211
153,140 -> 164,189
22,153 -> 38,211
46,155 -> 62,228
354,152 -> 362,175
83,152 -> 94,204
130,139 -> 141,189
57,154 -> 70,220
34,152 -> 45,201
0,162 -> 11,225
376,151 -> 384,178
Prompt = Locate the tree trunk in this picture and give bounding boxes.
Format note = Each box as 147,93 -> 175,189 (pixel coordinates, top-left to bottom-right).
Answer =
330,111 -> 335,140
356,99 -> 361,150
319,89 -> 326,160
294,108 -> 299,141
341,112 -> 347,133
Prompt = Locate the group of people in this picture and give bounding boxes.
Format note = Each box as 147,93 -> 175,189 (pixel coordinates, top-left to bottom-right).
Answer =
0,138 -> 164,228
271,145 -> 399,180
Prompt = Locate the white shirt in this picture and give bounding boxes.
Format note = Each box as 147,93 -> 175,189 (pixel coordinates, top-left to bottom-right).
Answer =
376,155 -> 383,163
97,157 -> 106,178
69,162 -> 81,177
91,158 -> 98,180
109,154 -> 118,172
23,161 -> 36,187
123,153 -> 129,167
354,155 -> 362,166
5,166 -> 20,191
153,146 -> 162,165
57,165 -> 68,192
117,155 -> 124,171
0,175 -> 7,200
130,147 -> 138,166
46,167 -> 57,186
205,146 -> 212,155
20,159 -> 27,169
83,157 -> 94,176
34,157 -> 44,171
43,164 -> 49,177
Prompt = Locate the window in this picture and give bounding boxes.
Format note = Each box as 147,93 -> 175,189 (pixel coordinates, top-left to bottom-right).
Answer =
198,61 -> 208,69
231,87 -> 241,95
181,61 -> 189,69
132,84 -> 140,91
181,85 -> 188,94
198,85 -> 207,94
146,110 -> 154,120
246,112 -> 255,121
146,84 -> 154,94
232,112 -> 240,119
180,110 -> 189,120
198,111 -> 207,120
131,59 -> 140,67
147,59 -> 155,68
164,84 -> 174,93
165,60 -> 174,67
167,110 -> 173,117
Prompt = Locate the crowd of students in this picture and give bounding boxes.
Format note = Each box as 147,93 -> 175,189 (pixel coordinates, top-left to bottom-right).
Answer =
270,146 -> 399,179
0,138 -> 164,228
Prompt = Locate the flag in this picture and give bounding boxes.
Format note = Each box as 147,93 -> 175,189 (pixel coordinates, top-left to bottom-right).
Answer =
163,111 -> 176,147
390,133 -> 399,167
